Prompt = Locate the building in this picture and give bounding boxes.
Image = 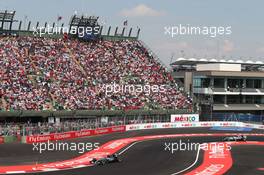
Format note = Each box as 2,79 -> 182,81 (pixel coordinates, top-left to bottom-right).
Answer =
171,57 -> 264,122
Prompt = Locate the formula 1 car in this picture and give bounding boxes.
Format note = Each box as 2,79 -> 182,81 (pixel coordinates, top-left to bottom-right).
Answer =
223,135 -> 247,141
90,154 -> 120,165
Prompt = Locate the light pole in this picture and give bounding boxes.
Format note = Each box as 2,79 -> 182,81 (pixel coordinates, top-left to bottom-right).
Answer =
209,86 -> 214,121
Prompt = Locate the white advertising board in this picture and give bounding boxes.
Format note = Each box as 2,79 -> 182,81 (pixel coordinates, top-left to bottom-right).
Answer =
171,114 -> 199,122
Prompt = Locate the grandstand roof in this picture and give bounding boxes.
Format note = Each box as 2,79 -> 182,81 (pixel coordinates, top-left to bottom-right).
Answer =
171,57 -> 264,72
171,57 -> 264,66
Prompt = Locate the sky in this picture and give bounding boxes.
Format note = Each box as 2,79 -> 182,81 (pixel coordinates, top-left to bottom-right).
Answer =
1,0 -> 264,66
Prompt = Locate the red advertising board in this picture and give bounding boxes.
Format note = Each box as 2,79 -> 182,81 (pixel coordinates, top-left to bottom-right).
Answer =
0,137 -> 4,144
94,128 -> 111,135
74,129 -> 94,138
110,125 -> 126,132
25,125 -> 125,143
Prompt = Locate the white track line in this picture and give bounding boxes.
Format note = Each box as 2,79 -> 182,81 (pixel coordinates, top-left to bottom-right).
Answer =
118,141 -> 141,155
118,140 -> 202,175
170,146 -> 201,175
6,171 -> 26,174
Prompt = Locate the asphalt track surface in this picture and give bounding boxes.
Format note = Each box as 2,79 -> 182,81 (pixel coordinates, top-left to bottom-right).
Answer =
226,145 -> 264,175
0,127 -> 263,175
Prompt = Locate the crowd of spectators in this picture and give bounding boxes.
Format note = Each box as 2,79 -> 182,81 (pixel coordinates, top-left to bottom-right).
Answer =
0,37 -> 51,110
0,36 -> 192,111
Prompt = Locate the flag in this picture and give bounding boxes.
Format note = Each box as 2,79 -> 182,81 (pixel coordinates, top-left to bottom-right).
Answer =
123,20 -> 128,26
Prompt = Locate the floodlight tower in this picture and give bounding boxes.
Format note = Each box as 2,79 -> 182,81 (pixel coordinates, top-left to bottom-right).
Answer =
0,10 -> 17,31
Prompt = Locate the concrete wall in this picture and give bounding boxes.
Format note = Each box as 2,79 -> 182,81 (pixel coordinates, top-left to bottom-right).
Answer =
184,72 -> 193,94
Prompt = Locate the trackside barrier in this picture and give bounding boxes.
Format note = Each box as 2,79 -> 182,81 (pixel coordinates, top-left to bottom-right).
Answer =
19,122 -> 264,144
22,125 -> 126,143
242,123 -> 264,129
4,136 -> 17,143
0,136 -> 4,144
0,136 -> 17,144
125,122 -> 264,131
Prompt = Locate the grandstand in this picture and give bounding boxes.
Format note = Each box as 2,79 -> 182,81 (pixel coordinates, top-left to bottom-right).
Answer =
0,37 -> 192,111
0,10 -> 192,126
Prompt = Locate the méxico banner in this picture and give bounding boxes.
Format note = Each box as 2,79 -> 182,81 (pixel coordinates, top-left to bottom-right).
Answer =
171,114 -> 199,122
